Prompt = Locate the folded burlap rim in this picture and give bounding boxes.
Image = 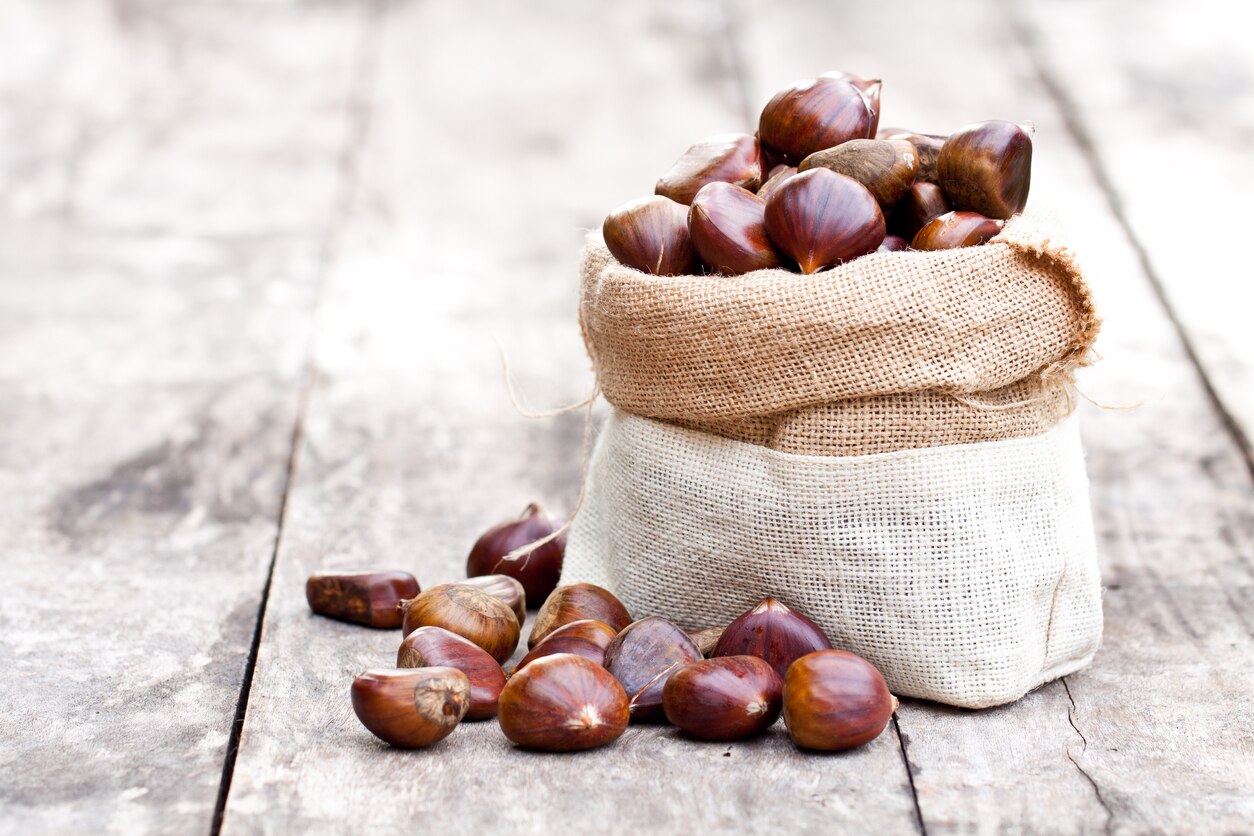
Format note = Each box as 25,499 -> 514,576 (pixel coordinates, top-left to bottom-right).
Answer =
578,207 -> 1100,455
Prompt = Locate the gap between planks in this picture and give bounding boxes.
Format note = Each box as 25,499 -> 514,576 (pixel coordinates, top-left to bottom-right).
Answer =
208,2 -> 389,832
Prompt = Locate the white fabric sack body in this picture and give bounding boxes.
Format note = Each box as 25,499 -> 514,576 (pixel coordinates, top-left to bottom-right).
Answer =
563,409 -> 1103,709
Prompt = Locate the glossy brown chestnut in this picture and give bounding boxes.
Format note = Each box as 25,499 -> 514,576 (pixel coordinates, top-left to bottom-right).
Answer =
877,235 -> 909,252
396,626 -> 506,720
712,597 -> 832,679
305,571 -> 419,629
655,133 -> 762,205
755,165 -> 797,202
399,583 -> 520,664
799,138 -> 918,207
763,169 -> 885,273
936,120 -> 1033,219
911,211 -> 1004,251
688,625 -> 726,658
529,583 -> 632,649
820,70 -> 882,135
512,619 -> 617,674
758,76 -> 876,164
891,181 -> 952,240
662,655 -> 783,740
350,667 -> 470,749
466,502 -> 562,605
688,182 -> 782,276
497,653 -> 630,752
879,129 -> 946,185
602,195 -> 698,276
783,650 -> 898,751
603,616 -> 703,722
461,574 -> 526,627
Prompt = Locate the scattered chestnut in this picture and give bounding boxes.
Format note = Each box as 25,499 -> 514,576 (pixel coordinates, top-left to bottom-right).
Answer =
936,120 -> 1033,219
350,667 -> 470,749
512,619 -> 617,674
461,574 -> 526,627
783,650 -> 898,751
603,616 -> 703,722
758,76 -> 876,164
755,165 -> 797,202
892,181 -> 952,240
497,653 -> 630,752
465,504 -> 563,605
911,210 -> 1004,250
821,70 -> 883,135
305,571 -> 419,629
688,182 -> 783,275
399,583 -> 520,664
879,128 -> 946,184
877,235 -> 909,252
529,583 -> 632,649
655,133 -> 762,205
602,195 -> 698,276
687,625 -> 726,658
712,597 -> 832,679
397,626 -> 506,720
662,656 -> 783,741
799,138 -> 918,207
763,169 -> 885,273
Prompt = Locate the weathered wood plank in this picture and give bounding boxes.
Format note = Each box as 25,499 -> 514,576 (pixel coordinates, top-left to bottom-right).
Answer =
221,1 -> 921,832
735,0 -> 1254,831
0,1 -> 365,831
1016,0 -> 1254,467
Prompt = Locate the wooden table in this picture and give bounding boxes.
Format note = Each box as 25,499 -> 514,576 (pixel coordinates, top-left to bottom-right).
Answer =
3,0 -> 1251,832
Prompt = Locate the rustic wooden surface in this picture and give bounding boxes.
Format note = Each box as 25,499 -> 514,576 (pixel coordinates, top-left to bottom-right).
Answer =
1,0 -> 1251,834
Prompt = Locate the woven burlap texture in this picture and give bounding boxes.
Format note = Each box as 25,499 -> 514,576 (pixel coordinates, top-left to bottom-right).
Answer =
562,410 -> 1103,708
579,207 -> 1100,455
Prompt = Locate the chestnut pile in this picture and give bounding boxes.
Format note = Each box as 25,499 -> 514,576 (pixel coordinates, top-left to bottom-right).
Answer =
603,71 -> 1033,276
308,505 -> 899,754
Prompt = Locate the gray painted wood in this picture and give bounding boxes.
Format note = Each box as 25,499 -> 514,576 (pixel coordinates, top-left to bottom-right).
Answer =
735,0 -> 1254,832
0,1 -> 365,831
220,1 -> 922,833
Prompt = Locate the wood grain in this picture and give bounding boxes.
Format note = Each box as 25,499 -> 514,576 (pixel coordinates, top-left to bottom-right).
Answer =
220,1 -> 921,832
0,1 -> 365,831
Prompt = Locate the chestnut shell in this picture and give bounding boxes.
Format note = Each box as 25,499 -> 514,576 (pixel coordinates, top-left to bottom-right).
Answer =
712,597 -> 832,679
466,503 -> 562,605
498,653 -> 630,752
688,182 -> 782,276
305,571 -> 419,629
662,655 -> 783,740
512,618 -> 617,674
529,583 -> 632,649
763,169 -> 885,273
603,616 -> 703,722
759,76 -> 876,164
783,650 -> 897,751
350,667 -> 470,749
397,626 -> 506,720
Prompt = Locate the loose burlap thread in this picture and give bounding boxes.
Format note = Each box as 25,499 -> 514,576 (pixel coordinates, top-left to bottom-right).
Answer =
563,206 -> 1105,707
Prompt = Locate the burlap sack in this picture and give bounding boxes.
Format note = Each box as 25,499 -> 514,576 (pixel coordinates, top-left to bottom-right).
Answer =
563,207 -> 1104,707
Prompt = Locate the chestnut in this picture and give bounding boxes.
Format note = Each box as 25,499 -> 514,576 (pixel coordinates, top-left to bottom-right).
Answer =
655,133 -> 762,205
461,574 -> 526,627
602,195 -> 698,276
891,181 -> 952,240
603,616 -> 702,722
712,596 -> 832,679
305,571 -> 419,629
687,625 -> 726,658
783,650 -> 898,751
397,626 -> 506,720
498,653 -> 630,752
755,165 -> 797,202
688,182 -> 783,275
350,667 -> 470,748
399,583 -> 520,664
911,210 -> 1004,250
879,129 -> 946,185
466,504 -> 563,605
662,656 -> 783,740
529,583 -> 632,649
758,76 -> 876,164
512,618 -> 617,674
763,169 -> 885,273
936,120 -> 1033,219
798,138 -> 918,207
820,70 -> 882,136
877,235 -> 908,252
